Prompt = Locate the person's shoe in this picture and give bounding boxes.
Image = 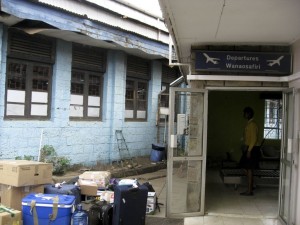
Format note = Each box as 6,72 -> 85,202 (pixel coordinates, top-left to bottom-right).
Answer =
240,191 -> 253,196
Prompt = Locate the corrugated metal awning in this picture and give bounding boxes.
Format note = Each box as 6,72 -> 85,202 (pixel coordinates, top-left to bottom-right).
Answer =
0,0 -> 169,59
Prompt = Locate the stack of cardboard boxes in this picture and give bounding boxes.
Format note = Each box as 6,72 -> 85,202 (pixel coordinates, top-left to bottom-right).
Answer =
78,171 -> 114,203
0,160 -> 53,224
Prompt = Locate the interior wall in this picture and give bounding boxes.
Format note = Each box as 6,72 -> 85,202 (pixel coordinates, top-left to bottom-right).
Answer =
207,91 -> 280,166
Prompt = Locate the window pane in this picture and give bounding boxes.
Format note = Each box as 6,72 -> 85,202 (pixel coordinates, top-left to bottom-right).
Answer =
125,110 -> 134,118
88,96 -> 100,107
31,104 -> 48,116
88,107 -> 100,117
71,94 -> 84,105
137,110 -> 146,119
70,105 -> 84,117
160,94 -> 169,107
32,79 -> 48,91
7,90 -> 25,103
137,82 -> 147,100
6,104 -> 25,116
32,65 -> 50,91
126,80 -> 134,99
32,91 -> 48,103
264,99 -> 282,139
72,71 -> 85,82
7,62 -> 26,90
89,75 -> 101,96
71,83 -> 84,94
125,100 -> 134,110
137,100 -> 147,110
71,71 -> 84,94
33,65 -> 49,78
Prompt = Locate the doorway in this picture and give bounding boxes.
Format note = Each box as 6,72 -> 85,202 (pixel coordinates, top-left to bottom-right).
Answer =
205,90 -> 282,218
165,87 -> 296,224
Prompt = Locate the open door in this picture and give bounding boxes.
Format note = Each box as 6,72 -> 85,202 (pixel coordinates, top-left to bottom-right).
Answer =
279,90 -> 295,225
166,87 -> 208,217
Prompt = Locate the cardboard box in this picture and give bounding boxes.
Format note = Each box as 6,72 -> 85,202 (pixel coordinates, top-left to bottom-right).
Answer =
78,171 -> 111,189
78,180 -> 98,196
146,192 -> 156,215
0,160 -> 53,187
0,184 -> 44,210
99,191 -> 114,203
0,205 -> 22,225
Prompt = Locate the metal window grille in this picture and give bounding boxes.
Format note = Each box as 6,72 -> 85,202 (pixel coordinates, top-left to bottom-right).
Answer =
264,99 -> 282,139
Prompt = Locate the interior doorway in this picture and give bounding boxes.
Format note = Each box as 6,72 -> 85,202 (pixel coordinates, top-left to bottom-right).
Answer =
205,90 -> 282,218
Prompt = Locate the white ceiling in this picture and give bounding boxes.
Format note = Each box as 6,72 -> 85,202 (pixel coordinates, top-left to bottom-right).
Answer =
159,0 -> 300,63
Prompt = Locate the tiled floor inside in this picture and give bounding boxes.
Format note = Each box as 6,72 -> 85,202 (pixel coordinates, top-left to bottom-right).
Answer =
145,168 -> 283,225
198,169 -> 282,225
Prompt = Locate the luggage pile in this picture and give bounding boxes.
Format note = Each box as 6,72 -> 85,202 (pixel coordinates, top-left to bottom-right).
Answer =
0,160 -> 159,225
0,160 -> 53,225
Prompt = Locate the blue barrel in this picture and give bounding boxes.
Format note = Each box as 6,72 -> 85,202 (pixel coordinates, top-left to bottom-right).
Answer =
72,204 -> 88,225
150,143 -> 165,162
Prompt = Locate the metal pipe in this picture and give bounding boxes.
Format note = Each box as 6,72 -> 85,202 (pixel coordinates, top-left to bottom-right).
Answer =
168,35 -> 190,84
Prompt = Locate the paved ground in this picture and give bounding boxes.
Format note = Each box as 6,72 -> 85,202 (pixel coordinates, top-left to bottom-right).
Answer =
52,157 -> 169,220
52,158 -> 283,225
146,217 -> 183,225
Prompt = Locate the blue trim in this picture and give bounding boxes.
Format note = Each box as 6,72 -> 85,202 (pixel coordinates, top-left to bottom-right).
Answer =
2,0 -> 168,58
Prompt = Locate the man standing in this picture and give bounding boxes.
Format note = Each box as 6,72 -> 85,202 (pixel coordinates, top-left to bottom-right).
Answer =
240,107 -> 260,196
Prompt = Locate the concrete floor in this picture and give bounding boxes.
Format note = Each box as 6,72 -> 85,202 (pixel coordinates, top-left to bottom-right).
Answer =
130,168 -> 284,225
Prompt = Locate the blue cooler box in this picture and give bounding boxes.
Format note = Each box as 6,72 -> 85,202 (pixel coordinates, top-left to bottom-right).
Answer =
22,193 -> 75,225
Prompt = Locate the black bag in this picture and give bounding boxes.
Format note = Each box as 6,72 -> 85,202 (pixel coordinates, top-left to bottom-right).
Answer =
142,182 -> 163,213
44,183 -> 81,205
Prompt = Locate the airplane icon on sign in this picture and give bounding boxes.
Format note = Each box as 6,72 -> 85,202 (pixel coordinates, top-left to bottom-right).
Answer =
267,56 -> 284,67
203,53 -> 220,64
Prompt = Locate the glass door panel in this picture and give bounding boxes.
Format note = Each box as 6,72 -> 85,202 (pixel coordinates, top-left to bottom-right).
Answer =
167,88 -> 208,217
279,90 -> 294,224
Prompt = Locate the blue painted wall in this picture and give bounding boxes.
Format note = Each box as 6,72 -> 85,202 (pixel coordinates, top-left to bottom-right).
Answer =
0,26 -> 164,166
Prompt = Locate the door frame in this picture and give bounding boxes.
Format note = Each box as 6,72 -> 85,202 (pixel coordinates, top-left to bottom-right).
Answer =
168,86 -> 294,218
279,89 -> 298,225
206,86 -> 298,223
166,87 -> 208,217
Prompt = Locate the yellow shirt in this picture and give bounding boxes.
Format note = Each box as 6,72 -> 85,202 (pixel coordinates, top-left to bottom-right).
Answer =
244,119 -> 259,152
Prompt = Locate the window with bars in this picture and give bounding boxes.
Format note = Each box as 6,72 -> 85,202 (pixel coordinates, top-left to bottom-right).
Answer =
5,30 -> 54,119
70,44 -> 106,120
5,59 -> 51,118
70,69 -> 103,120
125,56 -> 150,121
125,79 -> 148,121
264,99 -> 282,139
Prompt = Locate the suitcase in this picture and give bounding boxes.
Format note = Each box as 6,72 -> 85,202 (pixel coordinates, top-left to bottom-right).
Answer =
112,185 -> 148,225
101,203 -> 113,225
44,184 -> 81,205
88,202 -> 102,225
88,201 -> 113,225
